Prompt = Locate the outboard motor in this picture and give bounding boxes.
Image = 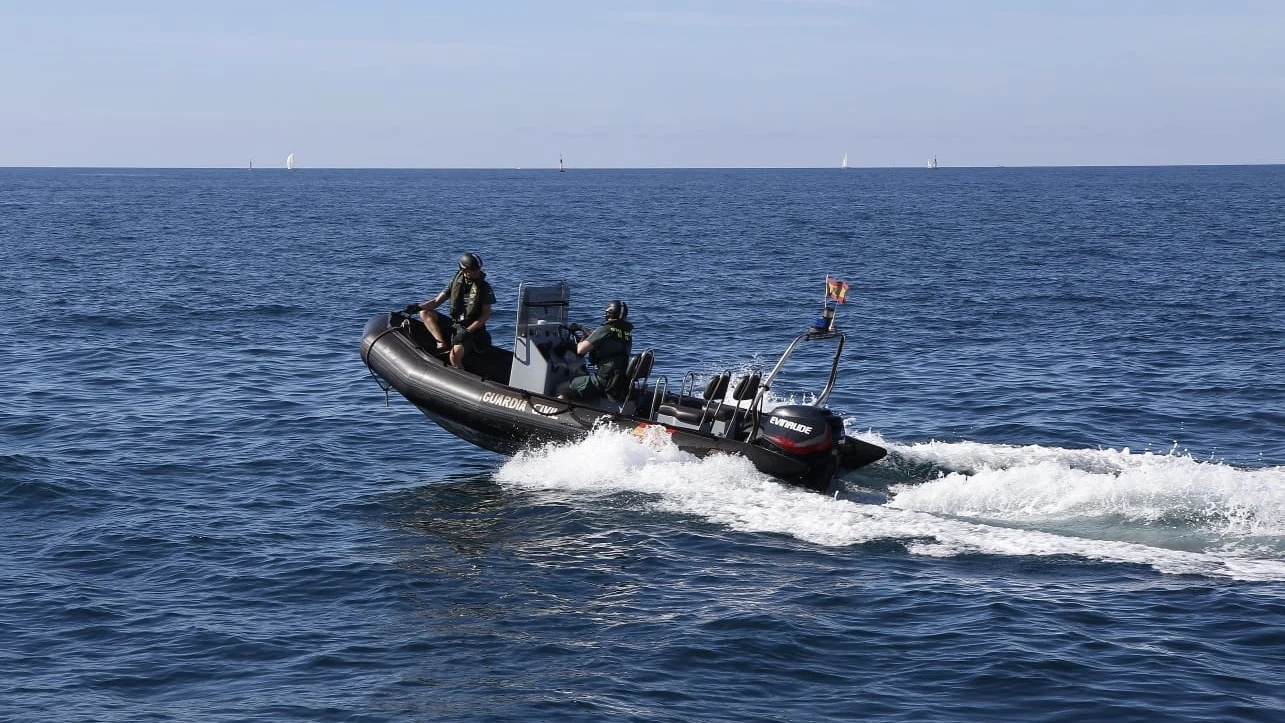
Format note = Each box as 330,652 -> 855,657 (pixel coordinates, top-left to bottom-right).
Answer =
757,405 -> 837,457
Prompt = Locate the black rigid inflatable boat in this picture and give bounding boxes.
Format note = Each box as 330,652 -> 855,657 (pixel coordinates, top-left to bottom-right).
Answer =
360,281 -> 886,491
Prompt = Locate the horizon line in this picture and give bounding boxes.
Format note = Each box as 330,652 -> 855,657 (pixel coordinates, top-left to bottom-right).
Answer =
3,163 -> 1283,171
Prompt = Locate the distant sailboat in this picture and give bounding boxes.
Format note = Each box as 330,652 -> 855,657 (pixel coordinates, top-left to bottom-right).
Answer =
841,153 -> 849,171
928,156 -> 938,170
559,155 -> 565,172
248,158 -> 253,171
286,153 -> 297,170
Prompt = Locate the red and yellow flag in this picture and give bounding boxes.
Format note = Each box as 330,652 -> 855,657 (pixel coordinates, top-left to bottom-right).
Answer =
826,276 -> 849,304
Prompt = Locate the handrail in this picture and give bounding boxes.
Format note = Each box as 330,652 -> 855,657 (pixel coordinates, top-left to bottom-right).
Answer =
648,375 -> 668,422
759,329 -> 846,407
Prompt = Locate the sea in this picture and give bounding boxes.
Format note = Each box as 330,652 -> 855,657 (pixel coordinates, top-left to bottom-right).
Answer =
2,165 -> 1284,722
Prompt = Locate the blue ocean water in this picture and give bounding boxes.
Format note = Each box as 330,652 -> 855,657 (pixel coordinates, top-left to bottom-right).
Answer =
2,165 -> 1284,721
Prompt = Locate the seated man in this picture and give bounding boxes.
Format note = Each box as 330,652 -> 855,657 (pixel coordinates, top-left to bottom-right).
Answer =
414,252 -> 495,368
559,300 -> 633,401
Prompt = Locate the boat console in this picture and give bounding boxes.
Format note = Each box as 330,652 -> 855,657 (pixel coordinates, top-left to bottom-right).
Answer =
508,281 -> 587,396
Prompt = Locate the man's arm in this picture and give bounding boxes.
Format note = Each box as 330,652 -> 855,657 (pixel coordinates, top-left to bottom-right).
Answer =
575,326 -> 604,356
463,304 -> 491,333
421,289 -> 449,311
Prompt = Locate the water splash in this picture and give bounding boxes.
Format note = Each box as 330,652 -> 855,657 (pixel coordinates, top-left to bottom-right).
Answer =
887,439 -> 1285,537
495,428 -> 1285,582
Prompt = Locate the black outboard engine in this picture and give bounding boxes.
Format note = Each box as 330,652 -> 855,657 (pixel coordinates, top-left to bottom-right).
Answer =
758,405 -> 838,457
757,405 -> 845,490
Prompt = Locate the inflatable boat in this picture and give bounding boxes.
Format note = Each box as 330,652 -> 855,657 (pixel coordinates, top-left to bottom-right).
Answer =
360,281 -> 886,491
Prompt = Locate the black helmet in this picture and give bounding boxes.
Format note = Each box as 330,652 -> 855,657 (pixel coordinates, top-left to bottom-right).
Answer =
458,252 -> 483,271
605,299 -> 628,320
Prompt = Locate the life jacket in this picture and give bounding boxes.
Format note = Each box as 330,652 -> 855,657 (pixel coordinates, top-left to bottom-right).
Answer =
589,319 -> 634,399
448,271 -> 490,327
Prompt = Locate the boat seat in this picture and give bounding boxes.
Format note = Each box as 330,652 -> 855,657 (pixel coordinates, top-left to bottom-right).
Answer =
704,373 -> 730,401
665,372 -> 729,409
730,372 -> 760,402
666,396 -> 705,409
655,401 -> 738,428
653,371 -> 748,431
706,372 -> 761,438
625,351 -> 653,387
615,348 -> 655,414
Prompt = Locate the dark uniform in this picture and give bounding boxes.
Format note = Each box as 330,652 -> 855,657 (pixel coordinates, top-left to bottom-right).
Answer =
441,270 -> 497,354
569,318 -> 634,401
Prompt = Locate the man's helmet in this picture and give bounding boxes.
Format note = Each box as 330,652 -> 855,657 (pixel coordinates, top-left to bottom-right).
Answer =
605,300 -> 628,321
458,252 -> 483,271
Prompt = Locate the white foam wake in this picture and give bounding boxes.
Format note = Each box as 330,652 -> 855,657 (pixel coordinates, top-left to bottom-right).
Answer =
886,439 -> 1285,536
494,428 -> 1285,582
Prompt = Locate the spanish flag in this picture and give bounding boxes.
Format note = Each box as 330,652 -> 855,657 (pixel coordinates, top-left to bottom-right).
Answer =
826,276 -> 849,304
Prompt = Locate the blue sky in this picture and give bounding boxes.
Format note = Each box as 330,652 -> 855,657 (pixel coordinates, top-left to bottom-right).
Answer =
2,1 -> 1282,168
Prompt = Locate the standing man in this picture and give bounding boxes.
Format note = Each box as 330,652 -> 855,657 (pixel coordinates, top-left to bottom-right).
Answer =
416,252 -> 496,368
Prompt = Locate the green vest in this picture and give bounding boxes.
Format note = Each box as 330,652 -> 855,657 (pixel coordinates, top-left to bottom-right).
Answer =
589,319 -> 634,398
448,272 -> 493,327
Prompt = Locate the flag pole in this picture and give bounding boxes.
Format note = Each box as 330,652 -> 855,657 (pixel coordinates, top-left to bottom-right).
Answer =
822,276 -> 836,330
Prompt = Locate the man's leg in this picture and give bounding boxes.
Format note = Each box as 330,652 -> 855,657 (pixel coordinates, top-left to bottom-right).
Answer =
421,310 -> 448,347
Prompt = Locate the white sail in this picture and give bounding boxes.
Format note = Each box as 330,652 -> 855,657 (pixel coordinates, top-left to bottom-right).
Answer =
841,153 -> 849,170
928,156 -> 938,169
559,155 -> 565,172
286,153 -> 296,170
